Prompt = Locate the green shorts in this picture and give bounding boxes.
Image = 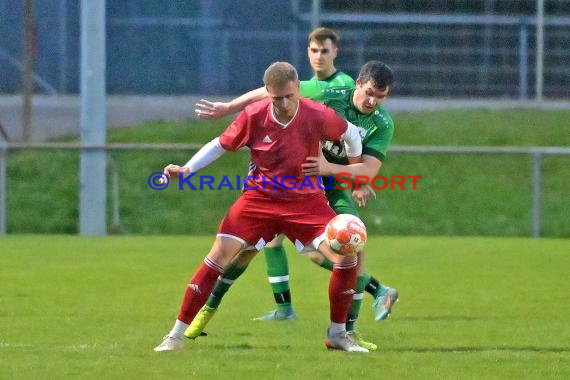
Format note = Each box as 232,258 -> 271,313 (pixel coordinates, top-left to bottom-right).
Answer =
325,187 -> 359,217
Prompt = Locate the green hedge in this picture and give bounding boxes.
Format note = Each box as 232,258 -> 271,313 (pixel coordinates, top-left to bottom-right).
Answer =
7,110 -> 570,237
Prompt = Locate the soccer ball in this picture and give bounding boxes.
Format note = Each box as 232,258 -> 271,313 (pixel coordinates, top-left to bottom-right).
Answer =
326,214 -> 367,255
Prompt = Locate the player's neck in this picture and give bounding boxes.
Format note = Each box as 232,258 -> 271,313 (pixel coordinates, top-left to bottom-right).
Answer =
271,102 -> 299,126
273,110 -> 295,125
315,67 -> 337,80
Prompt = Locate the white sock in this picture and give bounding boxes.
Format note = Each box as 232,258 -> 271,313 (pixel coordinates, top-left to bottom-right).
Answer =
328,322 -> 346,337
168,319 -> 189,339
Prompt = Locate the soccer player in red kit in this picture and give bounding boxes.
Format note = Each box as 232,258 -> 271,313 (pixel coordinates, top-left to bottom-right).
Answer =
153,62 -> 368,352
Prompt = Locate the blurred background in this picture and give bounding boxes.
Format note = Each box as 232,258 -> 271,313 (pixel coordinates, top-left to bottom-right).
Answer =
2,0 -> 570,97
0,0 -> 568,237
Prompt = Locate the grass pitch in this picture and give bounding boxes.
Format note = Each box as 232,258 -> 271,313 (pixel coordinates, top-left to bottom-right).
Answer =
0,235 -> 568,379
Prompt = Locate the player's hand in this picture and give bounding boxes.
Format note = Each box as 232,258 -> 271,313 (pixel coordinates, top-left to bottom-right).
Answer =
301,150 -> 331,176
195,99 -> 232,119
160,164 -> 190,183
352,184 -> 376,207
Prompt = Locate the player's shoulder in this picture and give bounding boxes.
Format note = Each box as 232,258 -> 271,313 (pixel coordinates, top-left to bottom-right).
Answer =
299,98 -> 340,123
333,71 -> 356,87
299,97 -> 329,112
322,86 -> 353,100
369,107 -> 394,130
243,98 -> 271,117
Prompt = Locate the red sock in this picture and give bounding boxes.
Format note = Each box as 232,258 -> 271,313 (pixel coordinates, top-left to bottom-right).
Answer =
329,260 -> 358,323
177,258 -> 223,324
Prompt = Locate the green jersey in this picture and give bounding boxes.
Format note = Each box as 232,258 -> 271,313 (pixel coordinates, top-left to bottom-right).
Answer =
300,83 -> 394,164
310,71 -> 356,88
299,81 -> 395,217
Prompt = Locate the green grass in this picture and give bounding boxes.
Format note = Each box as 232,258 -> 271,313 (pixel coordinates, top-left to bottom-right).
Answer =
1,236 -> 568,379
6,109 -> 570,236
393,109 -> 570,147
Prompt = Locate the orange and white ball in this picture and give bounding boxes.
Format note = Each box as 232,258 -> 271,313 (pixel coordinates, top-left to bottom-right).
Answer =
325,214 -> 368,255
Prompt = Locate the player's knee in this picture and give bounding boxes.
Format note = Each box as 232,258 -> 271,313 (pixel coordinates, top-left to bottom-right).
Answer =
208,236 -> 243,267
314,242 -> 340,265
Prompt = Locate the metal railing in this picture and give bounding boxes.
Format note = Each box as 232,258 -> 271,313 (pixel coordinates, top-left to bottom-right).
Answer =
1,142 -> 569,237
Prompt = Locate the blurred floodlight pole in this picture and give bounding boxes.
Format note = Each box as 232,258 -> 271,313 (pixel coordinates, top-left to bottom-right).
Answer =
79,0 -> 107,235
58,0 -> 68,92
536,0 -> 544,102
291,0 -> 300,69
199,1 -> 223,94
0,141 -> 6,235
311,0 -> 321,30
22,0 -> 34,142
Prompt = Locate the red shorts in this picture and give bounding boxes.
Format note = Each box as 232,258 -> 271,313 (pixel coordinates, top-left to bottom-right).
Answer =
218,190 -> 336,252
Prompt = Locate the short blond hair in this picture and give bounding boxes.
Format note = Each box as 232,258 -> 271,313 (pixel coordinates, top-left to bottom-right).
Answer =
263,62 -> 299,88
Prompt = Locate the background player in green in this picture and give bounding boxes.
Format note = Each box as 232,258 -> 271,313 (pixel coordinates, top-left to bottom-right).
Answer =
191,61 -> 397,350
196,27 -> 354,120
306,27 -> 355,87
195,29 -> 396,327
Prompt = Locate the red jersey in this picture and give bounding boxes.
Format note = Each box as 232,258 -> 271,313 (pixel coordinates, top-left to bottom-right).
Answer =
219,97 -> 347,198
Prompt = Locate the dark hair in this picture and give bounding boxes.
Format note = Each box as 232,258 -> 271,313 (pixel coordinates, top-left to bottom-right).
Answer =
308,27 -> 339,46
263,62 -> 299,87
358,61 -> 394,91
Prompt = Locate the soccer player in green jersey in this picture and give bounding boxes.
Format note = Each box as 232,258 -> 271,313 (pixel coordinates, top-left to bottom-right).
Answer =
190,61 -> 398,350
196,27 -> 354,120
306,27 -> 355,87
